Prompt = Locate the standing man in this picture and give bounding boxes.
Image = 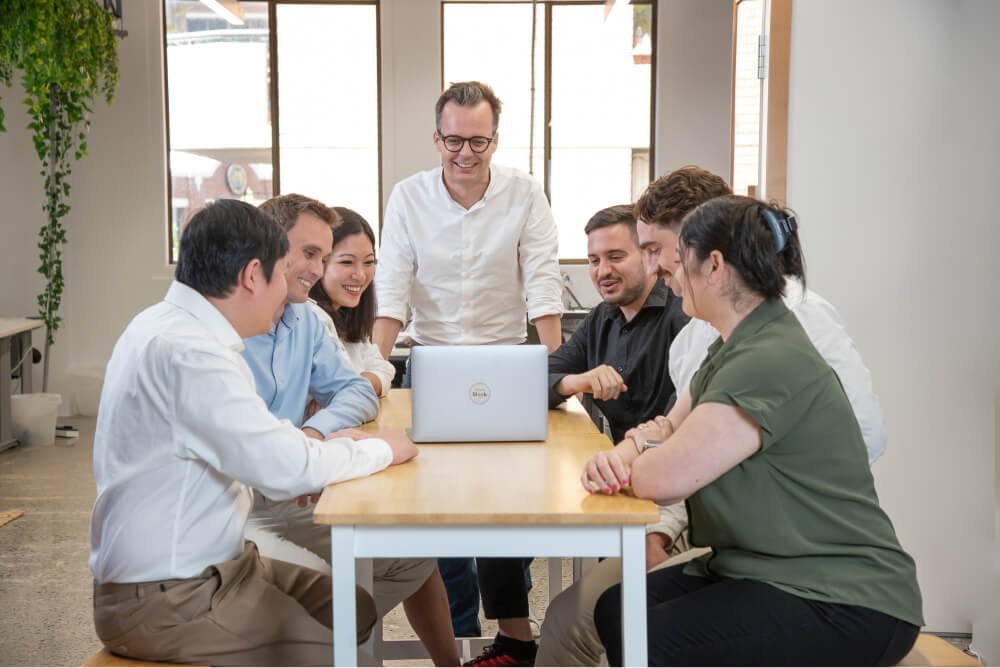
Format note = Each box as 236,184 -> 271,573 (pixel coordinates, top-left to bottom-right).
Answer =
241,194 -> 459,667
373,80 -> 563,356
373,81 -> 563,664
548,204 -> 689,443
90,199 -> 416,666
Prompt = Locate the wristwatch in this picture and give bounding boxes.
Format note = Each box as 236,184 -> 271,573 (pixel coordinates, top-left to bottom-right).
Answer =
641,439 -> 661,453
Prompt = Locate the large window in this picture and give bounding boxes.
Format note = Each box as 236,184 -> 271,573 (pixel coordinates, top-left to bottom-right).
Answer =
164,0 -> 380,262
443,1 -> 655,260
730,0 -> 789,203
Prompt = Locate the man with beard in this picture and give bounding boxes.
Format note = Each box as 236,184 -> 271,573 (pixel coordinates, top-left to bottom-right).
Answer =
548,204 -> 689,443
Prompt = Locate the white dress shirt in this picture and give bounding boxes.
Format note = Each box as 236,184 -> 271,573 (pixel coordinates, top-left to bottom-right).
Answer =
647,278 -> 888,542
309,301 -> 396,397
375,164 -> 563,346
89,282 -> 392,584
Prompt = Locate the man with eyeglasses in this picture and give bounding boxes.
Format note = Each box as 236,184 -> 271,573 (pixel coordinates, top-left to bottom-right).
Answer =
374,80 -> 563,667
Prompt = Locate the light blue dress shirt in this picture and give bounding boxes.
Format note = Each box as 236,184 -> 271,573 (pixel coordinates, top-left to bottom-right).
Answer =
242,301 -> 378,435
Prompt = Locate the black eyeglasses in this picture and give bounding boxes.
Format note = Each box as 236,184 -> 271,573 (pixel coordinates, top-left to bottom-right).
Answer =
437,132 -> 495,154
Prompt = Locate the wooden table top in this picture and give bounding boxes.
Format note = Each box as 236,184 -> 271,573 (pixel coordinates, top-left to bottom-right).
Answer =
0,318 -> 42,339
314,389 -> 659,526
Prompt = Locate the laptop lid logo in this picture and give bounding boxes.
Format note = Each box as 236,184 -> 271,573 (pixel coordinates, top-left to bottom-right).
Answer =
469,383 -> 491,405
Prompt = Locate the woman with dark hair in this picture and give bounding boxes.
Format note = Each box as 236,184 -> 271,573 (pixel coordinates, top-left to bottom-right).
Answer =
582,195 -> 922,666
309,207 -> 395,396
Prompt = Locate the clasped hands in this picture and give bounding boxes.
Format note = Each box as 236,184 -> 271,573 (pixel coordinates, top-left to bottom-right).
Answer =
580,415 -> 673,495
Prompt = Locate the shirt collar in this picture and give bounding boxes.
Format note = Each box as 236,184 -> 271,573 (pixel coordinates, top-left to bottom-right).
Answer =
276,302 -> 302,332
437,164 -> 502,211
164,281 -> 245,352
601,278 -> 671,322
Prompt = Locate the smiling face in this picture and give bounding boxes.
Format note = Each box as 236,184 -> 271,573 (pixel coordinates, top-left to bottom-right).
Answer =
434,100 -> 498,192
283,212 -> 333,304
320,232 -> 376,309
637,218 -> 681,292
587,223 -> 649,310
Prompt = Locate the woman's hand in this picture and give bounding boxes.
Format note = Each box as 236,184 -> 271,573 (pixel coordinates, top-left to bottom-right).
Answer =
625,415 -> 674,448
581,440 -> 639,495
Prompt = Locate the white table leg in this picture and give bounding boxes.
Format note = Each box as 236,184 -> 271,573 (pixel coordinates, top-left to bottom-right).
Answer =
331,525 -> 358,666
620,525 -> 647,667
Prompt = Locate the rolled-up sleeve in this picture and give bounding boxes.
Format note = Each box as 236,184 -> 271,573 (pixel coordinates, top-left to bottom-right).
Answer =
519,186 -> 563,322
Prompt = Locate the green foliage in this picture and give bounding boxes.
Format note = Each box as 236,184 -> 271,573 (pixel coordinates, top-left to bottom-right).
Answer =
0,0 -> 119,346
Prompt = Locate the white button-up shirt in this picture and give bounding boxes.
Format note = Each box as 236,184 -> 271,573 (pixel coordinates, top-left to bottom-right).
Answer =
89,282 -> 392,584
375,164 -> 563,346
309,301 -> 396,397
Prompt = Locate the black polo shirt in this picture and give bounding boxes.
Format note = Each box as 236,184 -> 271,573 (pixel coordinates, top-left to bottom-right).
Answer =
548,279 -> 689,442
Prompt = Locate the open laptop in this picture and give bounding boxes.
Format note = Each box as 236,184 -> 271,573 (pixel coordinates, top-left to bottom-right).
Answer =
408,345 -> 548,443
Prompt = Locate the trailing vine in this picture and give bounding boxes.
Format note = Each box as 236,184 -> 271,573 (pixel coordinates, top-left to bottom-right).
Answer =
0,0 -> 119,389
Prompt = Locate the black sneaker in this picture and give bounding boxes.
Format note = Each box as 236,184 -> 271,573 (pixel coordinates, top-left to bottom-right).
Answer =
463,633 -> 538,667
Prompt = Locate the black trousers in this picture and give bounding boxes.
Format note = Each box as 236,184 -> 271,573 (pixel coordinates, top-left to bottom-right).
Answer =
594,563 -> 919,667
476,557 -> 533,619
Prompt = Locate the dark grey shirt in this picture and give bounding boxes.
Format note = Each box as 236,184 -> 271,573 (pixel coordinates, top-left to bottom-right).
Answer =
548,280 -> 689,442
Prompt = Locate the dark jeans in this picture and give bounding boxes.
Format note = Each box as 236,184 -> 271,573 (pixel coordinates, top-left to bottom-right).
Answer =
438,557 -> 534,637
594,563 -> 919,666
438,558 -> 482,637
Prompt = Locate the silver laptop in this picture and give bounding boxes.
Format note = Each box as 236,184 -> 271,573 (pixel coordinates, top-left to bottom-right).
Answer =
408,345 -> 549,443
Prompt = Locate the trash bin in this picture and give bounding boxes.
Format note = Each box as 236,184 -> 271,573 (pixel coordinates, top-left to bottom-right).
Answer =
10,393 -> 62,446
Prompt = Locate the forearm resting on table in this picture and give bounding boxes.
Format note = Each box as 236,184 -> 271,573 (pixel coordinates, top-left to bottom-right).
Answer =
373,317 -> 403,360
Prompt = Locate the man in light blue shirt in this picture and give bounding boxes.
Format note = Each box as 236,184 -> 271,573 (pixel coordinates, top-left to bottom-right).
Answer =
241,194 -> 459,667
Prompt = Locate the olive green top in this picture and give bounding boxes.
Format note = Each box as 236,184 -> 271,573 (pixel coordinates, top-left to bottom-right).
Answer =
683,298 -> 923,627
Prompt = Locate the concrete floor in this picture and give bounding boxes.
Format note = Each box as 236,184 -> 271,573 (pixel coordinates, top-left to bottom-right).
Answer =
0,417 -> 566,666
0,416 -> 100,666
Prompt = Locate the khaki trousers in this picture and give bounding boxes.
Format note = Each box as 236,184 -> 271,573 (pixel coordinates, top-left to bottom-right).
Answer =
93,542 -> 376,667
249,491 -> 436,616
535,537 -> 709,667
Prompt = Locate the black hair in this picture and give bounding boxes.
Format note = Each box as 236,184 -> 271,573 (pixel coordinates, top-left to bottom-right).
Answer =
584,204 -> 638,245
678,195 -> 806,300
175,199 -> 289,298
309,207 -> 377,343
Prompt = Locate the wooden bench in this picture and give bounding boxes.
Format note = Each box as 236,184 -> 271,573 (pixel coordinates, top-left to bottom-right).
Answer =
82,632 -> 982,667
898,634 -> 982,666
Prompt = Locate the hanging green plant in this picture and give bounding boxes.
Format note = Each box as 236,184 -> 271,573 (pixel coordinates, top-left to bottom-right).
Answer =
0,0 -> 119,390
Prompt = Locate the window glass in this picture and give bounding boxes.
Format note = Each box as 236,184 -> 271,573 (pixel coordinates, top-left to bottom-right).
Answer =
164,0 -> 272,262
276,4 -> 381,244
443,2 -> 654,260
732,0 -> 763,196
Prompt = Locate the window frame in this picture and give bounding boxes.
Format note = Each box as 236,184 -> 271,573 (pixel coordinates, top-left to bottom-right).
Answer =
440,0 -> 658,263
162,0 -> 383,264
729,0 -> 789,204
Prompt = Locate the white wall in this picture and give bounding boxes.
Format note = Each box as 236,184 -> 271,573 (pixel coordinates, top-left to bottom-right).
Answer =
786,0 -> 1000,637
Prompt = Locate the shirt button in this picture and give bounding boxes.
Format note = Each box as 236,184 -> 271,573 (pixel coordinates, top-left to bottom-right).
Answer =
617,366 -> 624,372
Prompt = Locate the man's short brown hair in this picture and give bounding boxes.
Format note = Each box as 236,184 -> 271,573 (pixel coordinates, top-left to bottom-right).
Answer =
258,193 -> 341,233
634,166 -> 732,232
435,81 -> 503,134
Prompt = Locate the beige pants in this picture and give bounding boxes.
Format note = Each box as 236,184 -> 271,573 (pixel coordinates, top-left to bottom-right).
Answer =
249,491 -> 436,616
93,542 -> 376,667
536,537 -> 710,667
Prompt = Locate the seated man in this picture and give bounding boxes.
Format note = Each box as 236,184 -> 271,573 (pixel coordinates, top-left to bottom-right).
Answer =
89,199 -> 416,666
536,166 -> 889,666
548,204 -> 689,443
241,194 -> 458,666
